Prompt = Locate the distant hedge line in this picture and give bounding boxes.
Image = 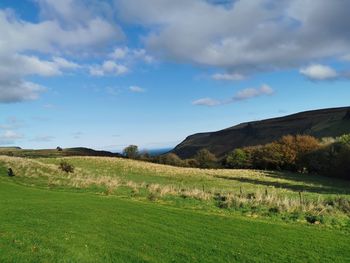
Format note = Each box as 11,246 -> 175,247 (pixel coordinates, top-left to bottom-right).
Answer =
224,134 -> 350,180
123,134 -> 350,180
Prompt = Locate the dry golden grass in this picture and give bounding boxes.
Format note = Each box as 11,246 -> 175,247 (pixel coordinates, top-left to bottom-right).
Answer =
1,155 -> 349,221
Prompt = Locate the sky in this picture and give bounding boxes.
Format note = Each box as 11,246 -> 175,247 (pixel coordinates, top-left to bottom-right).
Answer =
0,0 -> 350,151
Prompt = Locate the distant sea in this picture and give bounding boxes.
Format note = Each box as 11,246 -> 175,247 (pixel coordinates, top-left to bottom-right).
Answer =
142,148 -> 173,156
112,147 -> 172,156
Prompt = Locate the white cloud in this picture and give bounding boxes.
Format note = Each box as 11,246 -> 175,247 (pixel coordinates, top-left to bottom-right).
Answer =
193,84 -> 274,107
90,47 -> 154,77
109,46 -> 155,63
0,1 -> 123,103
89,61 -> 129,76
52,57 -> 80,69
118,0 -> 350,75
234,84 -> 274,100
109,47 -> 129,60
212,72 -> 245,81
0,81 -> 45,103
129,86 -> 145,93
300,64 -> 338,80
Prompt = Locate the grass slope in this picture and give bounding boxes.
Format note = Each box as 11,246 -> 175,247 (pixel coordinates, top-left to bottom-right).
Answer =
1,178 -> 350,263
1,156 -> 349,225
0,147 -> 120,158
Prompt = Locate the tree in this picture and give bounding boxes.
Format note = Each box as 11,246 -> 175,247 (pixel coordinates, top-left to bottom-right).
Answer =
226,149 -> 249,168
250,143 -> 283,170
195,149 -> 217,168
123,145 -> 139,159
277,135 -> 319,171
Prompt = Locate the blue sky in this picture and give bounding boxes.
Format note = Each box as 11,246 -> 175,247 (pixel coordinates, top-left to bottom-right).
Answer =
0,0 -> 349,151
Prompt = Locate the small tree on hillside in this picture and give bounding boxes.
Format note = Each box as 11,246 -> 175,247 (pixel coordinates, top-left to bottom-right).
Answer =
195,149 -> 217,168
123,145 -> 139,159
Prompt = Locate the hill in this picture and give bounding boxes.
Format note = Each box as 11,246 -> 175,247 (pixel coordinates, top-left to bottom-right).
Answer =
173,106 -> 350,158
0,147 -> 121,158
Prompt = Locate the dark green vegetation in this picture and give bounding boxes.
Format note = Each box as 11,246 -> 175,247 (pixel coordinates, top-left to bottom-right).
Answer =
1,169 -> 350,262
225,134 -> 350,180
173,106 -> 350,158
0,147 -> 121,158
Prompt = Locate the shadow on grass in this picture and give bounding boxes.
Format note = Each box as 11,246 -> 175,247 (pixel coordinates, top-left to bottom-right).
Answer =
214,174 -> 350,195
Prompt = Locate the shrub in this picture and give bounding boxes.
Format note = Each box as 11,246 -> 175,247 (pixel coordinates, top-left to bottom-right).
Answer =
195,149 -> 217,168
7,168 -> 15,177
338,134 -> 350,145
226,149 -> 250,168
123,145 -> 139,159
139,151 -> 151,161
305,214 -> 324,224
183,158 -> 200,168
158,153 -> 184,166
59,161 -> 74,173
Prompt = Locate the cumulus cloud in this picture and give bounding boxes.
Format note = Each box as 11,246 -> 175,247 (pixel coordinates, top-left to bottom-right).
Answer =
117,0 -> 350,74
233,84 -> 274,100
300,64 -> 338,80
0,54 -> 80,102
129,86 -> 145,93
89,61 -> 128,76
193,84 -> 274,107
109,47 -> 154,63
0,81 -> 45,103
0,1 -> 123,103
90,46 -> 154,77
109,47 -> 129,60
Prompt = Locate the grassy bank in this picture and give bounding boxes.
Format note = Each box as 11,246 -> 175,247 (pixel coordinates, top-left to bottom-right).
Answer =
1,156 -> 349,227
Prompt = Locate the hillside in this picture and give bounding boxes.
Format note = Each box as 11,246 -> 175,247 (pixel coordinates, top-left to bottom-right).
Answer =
173,106 -> 350,158
0,147 -> 121,158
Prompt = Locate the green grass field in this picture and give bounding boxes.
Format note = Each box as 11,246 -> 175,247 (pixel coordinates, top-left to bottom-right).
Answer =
0,156 -> 350,262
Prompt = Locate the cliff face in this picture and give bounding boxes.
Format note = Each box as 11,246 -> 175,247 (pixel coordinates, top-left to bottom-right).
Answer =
172,107 -> 350,159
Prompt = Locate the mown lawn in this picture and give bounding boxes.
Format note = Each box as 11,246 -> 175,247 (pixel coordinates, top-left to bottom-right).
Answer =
0,177 -> 350,263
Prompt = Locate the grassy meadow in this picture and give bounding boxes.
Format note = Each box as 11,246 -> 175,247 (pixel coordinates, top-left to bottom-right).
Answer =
0,155 -> 350,262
